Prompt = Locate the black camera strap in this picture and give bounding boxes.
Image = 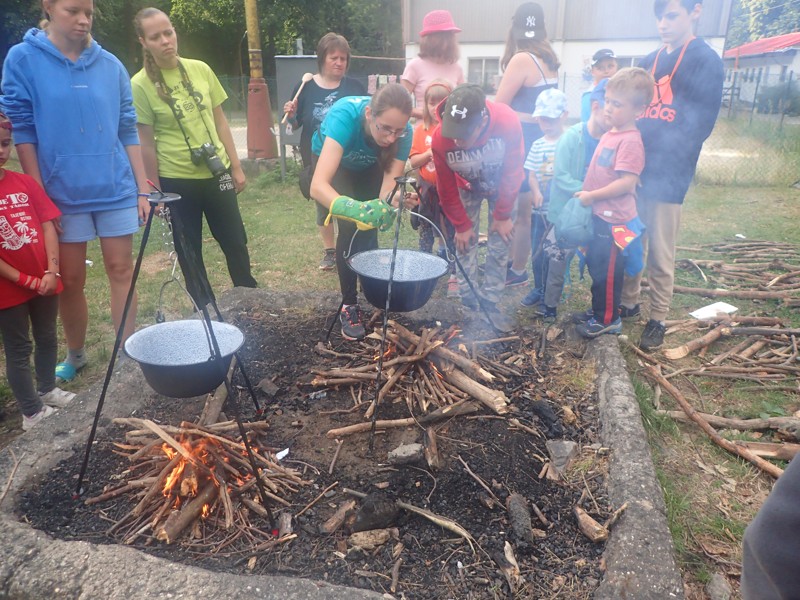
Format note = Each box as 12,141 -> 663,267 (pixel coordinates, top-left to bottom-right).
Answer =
162,60 -> 221,157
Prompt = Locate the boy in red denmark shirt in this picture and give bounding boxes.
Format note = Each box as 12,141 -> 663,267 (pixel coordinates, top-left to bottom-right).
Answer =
574,68 -> 654,338
431,84 -> 524,319
0,112 -> 74,431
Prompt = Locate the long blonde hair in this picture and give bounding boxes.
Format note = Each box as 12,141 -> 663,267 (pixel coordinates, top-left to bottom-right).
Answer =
40,0 -> 93,48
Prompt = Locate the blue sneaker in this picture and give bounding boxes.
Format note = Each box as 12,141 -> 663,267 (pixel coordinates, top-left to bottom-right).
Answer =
520,288 -> 543,307
535,305 -> 557,320
505,270 -> 529,287
576,317 -> 622,339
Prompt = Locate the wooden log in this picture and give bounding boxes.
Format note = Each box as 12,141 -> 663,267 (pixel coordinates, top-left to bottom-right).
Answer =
198,356 -> 236,426
673,285 -> 791,301
663,324 -> 728,360
738,441 -> 800,461
506,493 -> 534,547
657,410 -> 800,435
574,506 -> 608,543
326,418 -> 415,439
390,321 -> 494,382
646,367 -> 783,478
437,362 -> 509,414
320,499 -> 356,534
423,427 -> 440,471
156,483 -> 218,543
417,400 -> 481,424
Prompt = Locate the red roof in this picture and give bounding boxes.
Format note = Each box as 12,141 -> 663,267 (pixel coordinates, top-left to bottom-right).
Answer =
724,32 -> 800,58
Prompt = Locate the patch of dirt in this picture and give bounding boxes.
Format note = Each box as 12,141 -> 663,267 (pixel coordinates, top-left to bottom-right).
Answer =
18,301 -> 609,599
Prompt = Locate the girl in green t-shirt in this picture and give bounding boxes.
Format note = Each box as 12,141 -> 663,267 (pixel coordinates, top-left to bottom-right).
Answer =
131,8 -> 256,309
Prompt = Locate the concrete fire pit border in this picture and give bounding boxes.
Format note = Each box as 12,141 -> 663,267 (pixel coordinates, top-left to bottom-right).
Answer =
0,288 -> 683,599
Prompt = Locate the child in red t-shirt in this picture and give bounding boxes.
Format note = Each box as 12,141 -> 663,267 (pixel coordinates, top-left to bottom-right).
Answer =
573,68 -> 654,338
0,112 -> 74,431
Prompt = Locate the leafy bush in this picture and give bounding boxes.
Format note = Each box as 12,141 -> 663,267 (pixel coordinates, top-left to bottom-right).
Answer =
757,81 -> 800,115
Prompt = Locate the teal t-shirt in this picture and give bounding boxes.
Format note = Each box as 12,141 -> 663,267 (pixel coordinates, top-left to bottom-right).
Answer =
311,96 -> 412,171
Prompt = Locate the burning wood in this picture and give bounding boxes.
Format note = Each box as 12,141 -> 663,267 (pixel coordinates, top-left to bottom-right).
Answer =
92,417 -> 308,548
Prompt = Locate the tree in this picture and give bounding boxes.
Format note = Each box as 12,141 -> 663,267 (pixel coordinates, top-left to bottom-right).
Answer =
728,0 -> 800,48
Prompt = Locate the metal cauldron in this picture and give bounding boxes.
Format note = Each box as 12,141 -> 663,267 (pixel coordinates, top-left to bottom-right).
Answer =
124,320 -> 245,398
348,248 -> 449,312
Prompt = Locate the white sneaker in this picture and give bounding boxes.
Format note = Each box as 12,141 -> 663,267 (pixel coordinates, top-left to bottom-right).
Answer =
40,387 -> 75,408
22,405 -> 56,431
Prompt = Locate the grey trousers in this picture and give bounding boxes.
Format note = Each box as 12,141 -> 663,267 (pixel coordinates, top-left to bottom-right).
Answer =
456,191 -> 516,304
544,249 -> 576,308
0,295 -> 58,417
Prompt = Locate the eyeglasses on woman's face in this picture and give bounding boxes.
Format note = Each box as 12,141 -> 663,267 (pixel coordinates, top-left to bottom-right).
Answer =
371,115 -> 408,138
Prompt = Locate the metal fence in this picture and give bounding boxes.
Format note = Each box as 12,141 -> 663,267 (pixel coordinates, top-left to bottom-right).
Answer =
557,71 -> 800,188
697,70 -> 800,187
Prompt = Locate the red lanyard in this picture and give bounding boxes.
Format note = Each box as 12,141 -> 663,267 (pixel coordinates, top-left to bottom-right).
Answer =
650,37 -> 694,104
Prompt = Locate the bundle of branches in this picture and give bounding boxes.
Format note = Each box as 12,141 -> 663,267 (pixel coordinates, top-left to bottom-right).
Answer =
661,317 -> 800,386
312,321 -> 512,424
675,241 -> 800,303
87,417 -> 307,552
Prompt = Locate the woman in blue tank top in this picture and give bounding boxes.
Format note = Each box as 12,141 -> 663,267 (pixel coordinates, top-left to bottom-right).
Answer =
494,2 -> 560,286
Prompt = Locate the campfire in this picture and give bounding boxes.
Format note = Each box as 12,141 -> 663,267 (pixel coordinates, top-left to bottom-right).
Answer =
88,418 -> 306,548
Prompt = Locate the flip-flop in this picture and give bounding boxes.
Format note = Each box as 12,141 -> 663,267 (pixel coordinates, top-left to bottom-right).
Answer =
55,362 -> 77,383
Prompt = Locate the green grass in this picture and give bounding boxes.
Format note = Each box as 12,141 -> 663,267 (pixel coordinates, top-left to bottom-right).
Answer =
697,117 -> 800,187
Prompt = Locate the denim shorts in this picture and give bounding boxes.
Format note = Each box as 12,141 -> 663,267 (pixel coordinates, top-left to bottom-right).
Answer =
59,206 -> 139,243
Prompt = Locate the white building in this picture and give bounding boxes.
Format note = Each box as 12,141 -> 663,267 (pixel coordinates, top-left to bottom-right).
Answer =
722,32 -> 800,108
401,0 -> 732,116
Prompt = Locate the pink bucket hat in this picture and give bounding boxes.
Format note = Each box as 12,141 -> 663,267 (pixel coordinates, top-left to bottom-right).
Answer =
420,10 -> 462,36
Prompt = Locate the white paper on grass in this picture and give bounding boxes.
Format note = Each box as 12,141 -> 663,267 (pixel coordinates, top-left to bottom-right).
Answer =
689,301 -> 738,320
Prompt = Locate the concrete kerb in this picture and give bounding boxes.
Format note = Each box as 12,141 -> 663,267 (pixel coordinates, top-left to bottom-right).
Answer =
0,287 -> 682,598
590,335 -> 685,599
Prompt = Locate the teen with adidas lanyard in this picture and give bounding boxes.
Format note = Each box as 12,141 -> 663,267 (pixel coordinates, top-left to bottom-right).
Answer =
620,0 -> 723,350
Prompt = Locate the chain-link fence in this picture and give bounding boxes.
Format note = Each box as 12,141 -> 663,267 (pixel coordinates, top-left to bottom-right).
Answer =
696,70 -> 800,187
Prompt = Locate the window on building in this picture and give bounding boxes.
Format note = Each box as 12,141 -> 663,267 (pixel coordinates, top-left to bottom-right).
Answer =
468,58 -> 500,94
780,66 -> 788,82
614,56 -> 641,68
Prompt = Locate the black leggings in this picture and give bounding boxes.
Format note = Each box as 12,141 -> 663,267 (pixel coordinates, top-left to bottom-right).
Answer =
160,173 -> 257,306
315,161 -> 384,305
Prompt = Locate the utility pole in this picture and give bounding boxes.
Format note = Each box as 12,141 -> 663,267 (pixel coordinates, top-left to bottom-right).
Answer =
244,0 -> 277,159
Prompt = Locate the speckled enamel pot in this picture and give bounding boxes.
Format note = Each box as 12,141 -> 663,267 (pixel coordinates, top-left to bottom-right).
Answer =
124,320 -> 244,398
348,249 -> 449,312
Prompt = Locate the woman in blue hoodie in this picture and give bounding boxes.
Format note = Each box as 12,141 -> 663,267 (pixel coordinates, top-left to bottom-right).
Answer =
0,0 -> 150,382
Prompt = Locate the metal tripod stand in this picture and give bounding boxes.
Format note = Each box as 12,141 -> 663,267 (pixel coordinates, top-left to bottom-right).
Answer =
74,188 -> 275,530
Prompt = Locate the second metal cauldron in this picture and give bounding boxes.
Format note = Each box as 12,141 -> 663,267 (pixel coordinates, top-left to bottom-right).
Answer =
348,248 -> 449,312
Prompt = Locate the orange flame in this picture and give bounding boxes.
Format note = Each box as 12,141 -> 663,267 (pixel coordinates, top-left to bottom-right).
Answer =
202,504 -> 210,518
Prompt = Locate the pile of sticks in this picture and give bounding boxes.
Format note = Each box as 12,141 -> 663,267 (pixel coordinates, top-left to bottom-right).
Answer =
312,321 -> 511,421
675,241 -> 800,306
87,417 -> 306,550
654,316 -> 800,389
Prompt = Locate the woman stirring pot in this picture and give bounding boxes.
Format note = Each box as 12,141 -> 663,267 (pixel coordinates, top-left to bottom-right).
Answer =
310,84 -> 418,342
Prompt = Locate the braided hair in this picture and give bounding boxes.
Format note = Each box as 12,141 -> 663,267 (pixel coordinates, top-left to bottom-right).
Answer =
134,8 -> 176,107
